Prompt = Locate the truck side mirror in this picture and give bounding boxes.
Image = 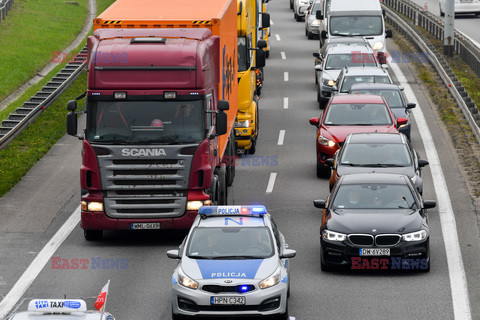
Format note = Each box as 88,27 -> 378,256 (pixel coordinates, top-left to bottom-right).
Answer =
218,100 -> 229,111
216,110 -> 228,136
321,30 -> 328,40
261,13 -> 270,29
256,49 -> 266,68
316,10 -> 323,20
313,52 -> 320,58
67,100 -> 77,111
66,112 -> 78,137
257,39 -> 267,49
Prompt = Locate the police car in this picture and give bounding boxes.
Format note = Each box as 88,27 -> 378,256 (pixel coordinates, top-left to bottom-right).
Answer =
8,299 -> 115,319
167,205 -> 296,320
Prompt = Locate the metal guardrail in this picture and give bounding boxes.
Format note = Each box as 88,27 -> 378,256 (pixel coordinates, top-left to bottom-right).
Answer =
0,47 -> 87,150
0,0 -> 14,24
383,0 -> 480,78
382,3 -> 480,144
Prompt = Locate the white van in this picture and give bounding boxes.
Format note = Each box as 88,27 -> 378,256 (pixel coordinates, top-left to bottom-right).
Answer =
319,0 -> 392,63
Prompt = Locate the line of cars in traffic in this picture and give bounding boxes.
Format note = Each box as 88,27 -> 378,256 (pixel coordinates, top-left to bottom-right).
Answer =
304,0 -> 437,273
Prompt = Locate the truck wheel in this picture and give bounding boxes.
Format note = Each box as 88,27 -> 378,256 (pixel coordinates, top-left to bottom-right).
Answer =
84,230 -> 103,241
217,166 -> 228,205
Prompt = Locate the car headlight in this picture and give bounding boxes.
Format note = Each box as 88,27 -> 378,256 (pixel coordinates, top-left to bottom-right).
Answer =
259,268 -> 281,289
373,41 -> 384,51
81,201 -> 104,212
402,230 -> 427,242
178,268 -> 198,290
318,135 -> 336,147
323,230 -> 347,241
311,20 -> 320,26
322,78 -> 335,87
234,120 -> 250,128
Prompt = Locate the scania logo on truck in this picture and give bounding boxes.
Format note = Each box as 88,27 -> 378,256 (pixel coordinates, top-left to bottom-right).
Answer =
121,148 -> 167,157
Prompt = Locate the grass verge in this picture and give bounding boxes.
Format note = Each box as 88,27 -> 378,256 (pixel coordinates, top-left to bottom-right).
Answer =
0,0 -> 88,101
388,23 -> 480,197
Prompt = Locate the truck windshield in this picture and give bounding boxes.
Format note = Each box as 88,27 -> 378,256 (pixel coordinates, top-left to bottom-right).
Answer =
86,100 -> 205,144
330,16 -> 383,36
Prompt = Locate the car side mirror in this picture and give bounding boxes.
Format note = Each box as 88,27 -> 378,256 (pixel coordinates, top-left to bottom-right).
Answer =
313,199 -> 326,208
167,249 -> 180,259
325,158 -> 334,167
280,249 -> 297,259
423,200 -> 436,209
418,159 -> 429,168
315,64 -> 323,71
313,52 -> 320,58
406,103 -> 416,109
397,117 -> 408,126
321,30 -> 328,40
309,117 -> 320,127
316,10 -> 323,20
385,29 -> 393,38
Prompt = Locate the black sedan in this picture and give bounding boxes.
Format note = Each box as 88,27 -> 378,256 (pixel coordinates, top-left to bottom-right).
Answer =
314,173 -> 436,272
326,132 -> 429,193
348,83 -> 416,139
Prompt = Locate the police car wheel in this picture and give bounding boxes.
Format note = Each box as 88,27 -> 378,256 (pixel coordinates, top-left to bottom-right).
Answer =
84,229 -> 103,241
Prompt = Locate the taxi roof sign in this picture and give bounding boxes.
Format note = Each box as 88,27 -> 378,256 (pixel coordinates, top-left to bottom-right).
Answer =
198,205 -> 267,216
27,299 -> 87,313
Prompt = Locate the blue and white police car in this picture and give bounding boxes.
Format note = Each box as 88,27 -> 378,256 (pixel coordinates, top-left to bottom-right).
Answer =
8,299 -> 115,319
167,205 -> 296,320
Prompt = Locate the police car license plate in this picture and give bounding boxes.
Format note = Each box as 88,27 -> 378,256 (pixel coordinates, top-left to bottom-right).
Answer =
359,248 -> 390,256
131,223 -> 161,230
211,296 -> 246,305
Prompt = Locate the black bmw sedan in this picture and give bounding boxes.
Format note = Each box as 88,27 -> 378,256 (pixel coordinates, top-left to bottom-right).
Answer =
314,173 -> 436,272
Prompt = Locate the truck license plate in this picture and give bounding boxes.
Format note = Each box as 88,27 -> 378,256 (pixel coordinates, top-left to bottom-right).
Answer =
131,223 -> 161,230
359,248 -> 390,256
211,296 -> 246,305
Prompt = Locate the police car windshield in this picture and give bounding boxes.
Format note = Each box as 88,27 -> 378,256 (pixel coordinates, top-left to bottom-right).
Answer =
186,227 -> 274,259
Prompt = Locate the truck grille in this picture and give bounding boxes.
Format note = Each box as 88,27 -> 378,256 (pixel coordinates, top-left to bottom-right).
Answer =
98,150 -> 193,219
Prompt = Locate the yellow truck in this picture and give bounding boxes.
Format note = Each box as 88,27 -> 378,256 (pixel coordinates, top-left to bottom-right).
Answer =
235,0 -> 270,154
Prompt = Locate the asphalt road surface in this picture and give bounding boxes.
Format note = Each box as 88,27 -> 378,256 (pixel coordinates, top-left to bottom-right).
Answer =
1,1 -> 480,319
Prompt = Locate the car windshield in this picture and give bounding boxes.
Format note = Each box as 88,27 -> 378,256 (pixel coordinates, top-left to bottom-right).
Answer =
86,100 -> 205,144
340,143 -> 412,166
332,184 -> 417,209
340,75 -> 392,93
186,227 -> 275,259
323,103 -> 392,125
330,16 -> 383,36
350,89 -> 403,108
325,53 -> 377,70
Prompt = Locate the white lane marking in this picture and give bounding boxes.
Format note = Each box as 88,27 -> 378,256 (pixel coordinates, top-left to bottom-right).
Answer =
275,34 -> 281,41
0,207 -> 81,318
281,52 -> 286,60
284,72 -> 289,82
266,173 -> 277,193
278,130 -> 286,145
388,53 -> 472,320
283,97 -> 289,109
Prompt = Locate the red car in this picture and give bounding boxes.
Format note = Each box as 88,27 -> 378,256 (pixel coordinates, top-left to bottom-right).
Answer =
309,94 -> 407,178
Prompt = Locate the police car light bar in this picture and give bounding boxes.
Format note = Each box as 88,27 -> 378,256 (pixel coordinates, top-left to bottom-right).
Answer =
198,205 -> 267,216
27,299 -> 87,313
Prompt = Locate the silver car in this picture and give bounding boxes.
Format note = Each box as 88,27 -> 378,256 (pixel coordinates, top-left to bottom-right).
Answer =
8,299 -> 115,320
305,0 -> 323,39
294,0 -> 312,21
168,205 -> 296,320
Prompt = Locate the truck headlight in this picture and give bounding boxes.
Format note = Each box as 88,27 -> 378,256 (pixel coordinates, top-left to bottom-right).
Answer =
187,200 -> 211,211
81,201 -> 104,212
318,135 -> 336,147
322,230 -> 347,242
178,268 -> 198,290
234,120 -> 250,128
373,41 -> 384,51
322,79 -> 335,87
402,230 -> 427,241
259,268 -> 281,289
